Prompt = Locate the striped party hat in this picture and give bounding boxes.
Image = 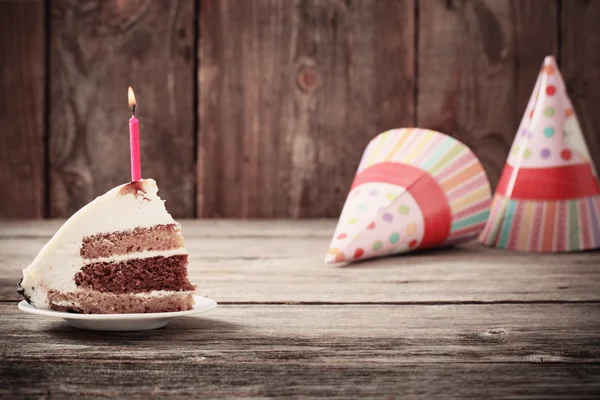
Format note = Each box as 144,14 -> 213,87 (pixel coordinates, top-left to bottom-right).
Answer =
479,56 -> 600,252
325,128 -> 492,264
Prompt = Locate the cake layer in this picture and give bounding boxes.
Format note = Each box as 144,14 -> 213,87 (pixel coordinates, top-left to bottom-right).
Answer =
74,255 -> 195,294
80,224 -> 184,259
19,179 -> 196,312
48,290 -> 194,314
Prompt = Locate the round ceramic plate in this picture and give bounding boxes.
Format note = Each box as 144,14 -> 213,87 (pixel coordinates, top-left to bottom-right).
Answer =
18,295 -> 217,331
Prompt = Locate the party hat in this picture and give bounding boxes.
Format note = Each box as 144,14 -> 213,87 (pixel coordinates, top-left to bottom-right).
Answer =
479,56 -> 600,252
325,128 -> 492,264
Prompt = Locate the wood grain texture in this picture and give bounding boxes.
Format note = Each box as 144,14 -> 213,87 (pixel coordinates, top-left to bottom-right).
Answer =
2,220 -> 599,303
2,220 -> 600,397
198,0 -> 415,218
49,0 -> 195,218
2,304 -> 600,398
417,0 -> 558,189
561,0 -> 600,170
0,0 -> 45,219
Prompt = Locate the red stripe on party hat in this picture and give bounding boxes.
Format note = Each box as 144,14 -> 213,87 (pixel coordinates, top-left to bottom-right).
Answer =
350,161 -> 423,191
496,163 -> 600,200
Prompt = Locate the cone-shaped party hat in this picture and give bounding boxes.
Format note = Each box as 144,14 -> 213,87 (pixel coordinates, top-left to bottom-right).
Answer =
479,56 -> 600,252
325,128 -> 492,264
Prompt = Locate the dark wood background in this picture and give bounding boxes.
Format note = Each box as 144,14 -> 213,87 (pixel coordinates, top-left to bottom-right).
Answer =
1,0 -> 599,219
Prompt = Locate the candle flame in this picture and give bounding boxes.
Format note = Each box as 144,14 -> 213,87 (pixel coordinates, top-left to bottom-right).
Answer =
128,86 -> 137,110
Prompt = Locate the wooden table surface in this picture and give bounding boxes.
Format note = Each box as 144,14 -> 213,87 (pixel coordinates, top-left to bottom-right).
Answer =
1,220 -> 599,398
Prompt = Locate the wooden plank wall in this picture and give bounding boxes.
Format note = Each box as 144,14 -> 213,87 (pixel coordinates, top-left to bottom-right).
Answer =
49,0 -> 195,218
0,1 -> 45,218
0,0 -> 599,219
418,0 -> 557,185
199,0 -> 415,217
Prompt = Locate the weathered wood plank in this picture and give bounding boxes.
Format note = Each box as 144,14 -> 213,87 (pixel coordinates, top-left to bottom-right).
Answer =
2,304 -> 600,398
198,0 -> 415,218
0,219 -> 333,239
418,0 -> 558,188
2,221 -> 599,303
0,0 -> 45,219
5,362 -> 598,399
561,0 -> 600,170
49,0 -> 195,218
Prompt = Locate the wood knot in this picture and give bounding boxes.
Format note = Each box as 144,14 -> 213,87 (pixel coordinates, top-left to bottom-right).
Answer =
484,328 -> 506,336
296,65 -> 321,93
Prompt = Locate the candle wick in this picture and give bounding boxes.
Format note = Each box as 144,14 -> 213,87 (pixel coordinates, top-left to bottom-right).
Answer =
132,104 -> 136,115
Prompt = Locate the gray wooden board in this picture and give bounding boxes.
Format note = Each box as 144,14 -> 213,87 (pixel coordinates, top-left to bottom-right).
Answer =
1,304 -> 600,398
1,220 -> 599,303
2,220 -> 600,397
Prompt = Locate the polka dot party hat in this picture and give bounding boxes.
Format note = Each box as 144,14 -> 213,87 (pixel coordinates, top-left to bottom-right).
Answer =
325,128 -> 492,264
479,56 -> 600,252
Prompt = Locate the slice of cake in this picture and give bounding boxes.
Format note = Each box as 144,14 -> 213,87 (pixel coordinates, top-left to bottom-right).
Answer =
19,179 -> 196,314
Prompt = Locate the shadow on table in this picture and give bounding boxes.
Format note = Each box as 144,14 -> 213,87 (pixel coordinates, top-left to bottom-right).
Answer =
335,240 -> 600,269
337,245 -> 469,269
44,316 -> 244,342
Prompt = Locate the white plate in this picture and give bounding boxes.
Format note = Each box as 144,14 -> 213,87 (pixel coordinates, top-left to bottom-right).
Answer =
18,295 -> 217,331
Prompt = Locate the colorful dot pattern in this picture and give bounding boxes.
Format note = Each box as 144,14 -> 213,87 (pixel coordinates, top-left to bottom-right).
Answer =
480,57 -> 599,256
328,182 -> 425,262
507,56 -> 589,169
327,125 -> 493,263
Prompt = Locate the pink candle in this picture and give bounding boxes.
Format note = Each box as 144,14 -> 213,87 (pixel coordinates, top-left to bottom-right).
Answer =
128,87 -> 141,181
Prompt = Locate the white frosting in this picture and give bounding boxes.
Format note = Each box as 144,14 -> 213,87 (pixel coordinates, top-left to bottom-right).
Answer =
84,248 -> 188,265
21,179 -> 181,309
